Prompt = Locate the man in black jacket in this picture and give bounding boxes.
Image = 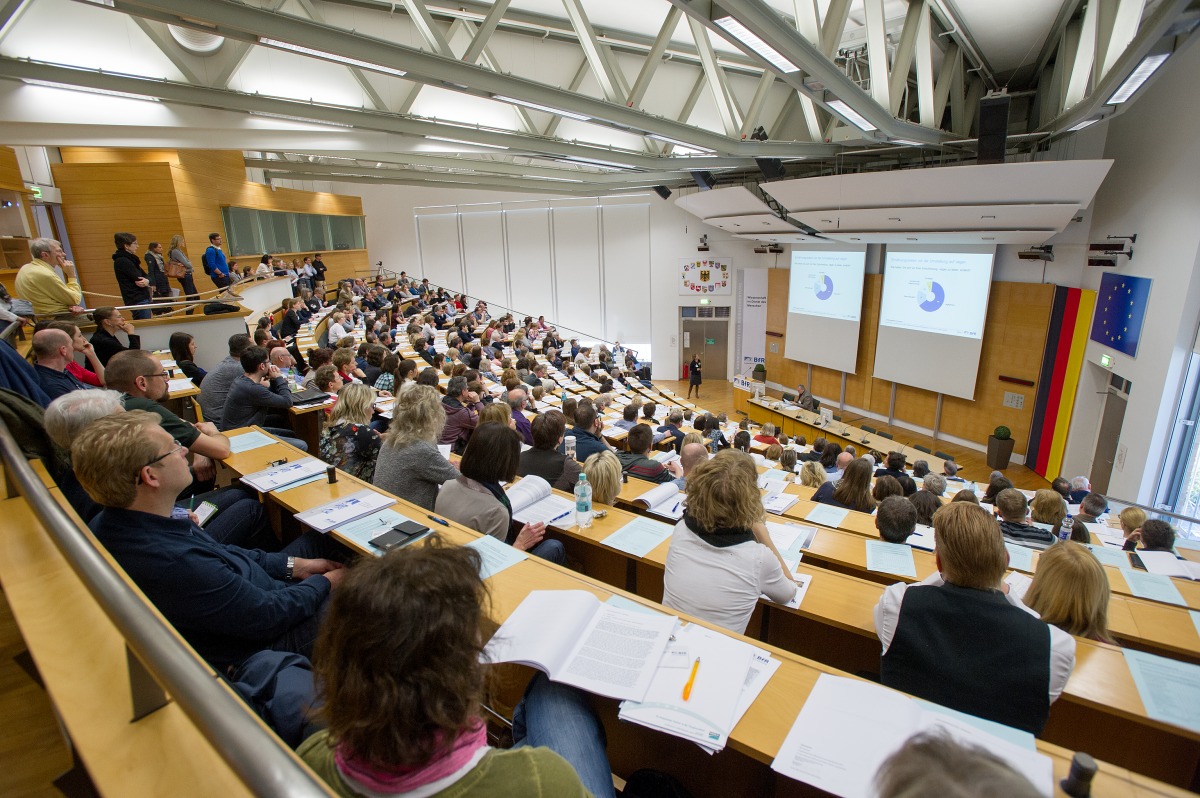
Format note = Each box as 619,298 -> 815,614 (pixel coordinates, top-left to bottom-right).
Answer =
112,232 -> 152,319
874,451 -> 918,496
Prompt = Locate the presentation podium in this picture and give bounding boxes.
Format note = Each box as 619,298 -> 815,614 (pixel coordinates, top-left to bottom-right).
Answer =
732,375 -> 759,415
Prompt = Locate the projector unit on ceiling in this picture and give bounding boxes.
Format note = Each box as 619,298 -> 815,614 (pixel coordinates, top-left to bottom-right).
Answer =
1017,245 -> 1054,261
754,245 -> 768,254
767,244 -> 784,254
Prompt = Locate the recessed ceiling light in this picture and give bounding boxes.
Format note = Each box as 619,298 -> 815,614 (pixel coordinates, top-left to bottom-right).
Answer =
493,95 -> 591,122
425,136 -> 509,150
258,37 -> 407,77
714,16 -> 800,73
826,100 -> 877,132
1106,53 -> 1169,105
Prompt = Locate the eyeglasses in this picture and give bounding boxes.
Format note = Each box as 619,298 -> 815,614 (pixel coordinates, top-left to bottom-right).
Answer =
135,441 -> 184,483
142,371 -> 171,380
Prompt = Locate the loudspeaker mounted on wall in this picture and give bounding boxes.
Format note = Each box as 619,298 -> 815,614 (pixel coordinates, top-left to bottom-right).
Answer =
691,171 -> 717,191
756,158 -> 785,181
652,185 -> 672,200
977,94 -> 1010,165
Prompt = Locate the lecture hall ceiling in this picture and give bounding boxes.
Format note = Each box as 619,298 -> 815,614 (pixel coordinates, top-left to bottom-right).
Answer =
0,0 -> 1195,195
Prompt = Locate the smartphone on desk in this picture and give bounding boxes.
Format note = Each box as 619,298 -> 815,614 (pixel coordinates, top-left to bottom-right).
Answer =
370,520 -> 433,552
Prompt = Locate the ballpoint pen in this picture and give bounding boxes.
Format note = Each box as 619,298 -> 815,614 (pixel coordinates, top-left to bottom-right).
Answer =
427,514 -> 450,526
549,510 -> 572,524
682,657 -> 700,701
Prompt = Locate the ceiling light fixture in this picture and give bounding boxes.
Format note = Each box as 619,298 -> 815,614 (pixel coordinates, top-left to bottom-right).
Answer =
1067,118 -> 1100,132
258,37 -> 407,78
1106,53 -> 1169,105
714,16 -> 800,73
522,175 -> 584,182
250,111 -> 353,128
425,136 -> 509,150
892,138 -> 926,146
22,79 -> 160,103
554,156 -> 639,170
826,100 -> 877,132
493,95 -> 591,121
646,133 -> 714,153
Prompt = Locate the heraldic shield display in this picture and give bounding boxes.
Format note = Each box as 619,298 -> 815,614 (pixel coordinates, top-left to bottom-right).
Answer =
679,258 -> 732,295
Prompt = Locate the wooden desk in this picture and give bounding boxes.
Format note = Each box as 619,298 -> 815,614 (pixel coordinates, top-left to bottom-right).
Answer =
214,435 -> 1192,796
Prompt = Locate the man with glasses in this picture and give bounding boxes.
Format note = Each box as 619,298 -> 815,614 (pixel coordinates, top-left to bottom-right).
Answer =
73,411 -> 348,671
105,350 -> 231,489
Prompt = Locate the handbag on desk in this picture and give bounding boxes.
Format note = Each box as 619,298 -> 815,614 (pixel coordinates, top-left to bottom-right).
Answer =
166,260 -> 187,279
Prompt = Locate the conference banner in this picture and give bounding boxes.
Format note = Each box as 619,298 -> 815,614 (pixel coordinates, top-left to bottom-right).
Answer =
679,257 -> 732,295
738,267 -> 768,372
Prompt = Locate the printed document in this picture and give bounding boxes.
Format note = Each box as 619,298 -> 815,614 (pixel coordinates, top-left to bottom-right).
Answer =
506,476 -> 577,525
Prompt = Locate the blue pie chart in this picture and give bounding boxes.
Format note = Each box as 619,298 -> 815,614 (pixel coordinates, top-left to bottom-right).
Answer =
814,275 -> 834,300
918,281 -> 945,312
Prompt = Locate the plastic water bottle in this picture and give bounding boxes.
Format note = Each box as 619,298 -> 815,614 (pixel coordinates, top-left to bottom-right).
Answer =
575,473 -> 593,529
564,435 -> 577,461
1059,515 -> 1074,542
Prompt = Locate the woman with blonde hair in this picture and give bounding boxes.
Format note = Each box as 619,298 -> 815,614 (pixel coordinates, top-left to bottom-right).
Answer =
662,451 -> 798,634
1030,489 -> 1067,536
318,383 -> 382,481
480,401 -> 514,430
582,450 -> 622,506
680,431 -> 706,450
1024,541 -> 1116,644
798,460 -> 827,489
1118,506 -> 1146,543
372,385 -> 458,510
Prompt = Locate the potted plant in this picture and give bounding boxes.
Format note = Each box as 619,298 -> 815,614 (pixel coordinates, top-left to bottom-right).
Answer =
987,425 -> 1015,470
752,363 -> 766,382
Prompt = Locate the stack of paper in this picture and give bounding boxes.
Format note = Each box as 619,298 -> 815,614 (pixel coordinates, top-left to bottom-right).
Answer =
907,523 -> 936,551
484,590 -> 677,702
805,504 -> 849,528
602,517 -> 675,557
1137,550 -> 1200,580
633,483 -> 686,520
866,540 -> 918,578
771,674 -> 1053,798
1122,568 -> 1187,606
619,624 -> 778,754
466,535 -> 528,579
758,478 -> 790,495
241,457 -> 329,492
763,493 -> 798,515
295,488 -> 396,533
227,430 -> 278,454
506,476 -> 576,525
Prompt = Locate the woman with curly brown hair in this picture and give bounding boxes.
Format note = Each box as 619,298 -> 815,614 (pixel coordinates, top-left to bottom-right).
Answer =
662,450 -> 798,634
299,542 -> 614,797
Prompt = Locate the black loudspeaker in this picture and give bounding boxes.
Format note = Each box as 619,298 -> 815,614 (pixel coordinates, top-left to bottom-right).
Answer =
691,170 -> 716,191
652,185 -> 672,200
977,95 -> 1010,164
756,157 -> 785,181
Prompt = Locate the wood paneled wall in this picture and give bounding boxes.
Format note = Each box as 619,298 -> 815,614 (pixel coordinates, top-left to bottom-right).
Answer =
50,149 -> 369,301
0,146 -> 38,245
765,269 -> 1053,454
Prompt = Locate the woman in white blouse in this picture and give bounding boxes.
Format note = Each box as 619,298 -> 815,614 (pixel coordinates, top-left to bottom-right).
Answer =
662,450 -> 798,634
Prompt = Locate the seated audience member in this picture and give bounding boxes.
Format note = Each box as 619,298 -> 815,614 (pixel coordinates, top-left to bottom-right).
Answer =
1068,476 -> 1092,504
1116,506 -> 1146,548
794,384 -> 816,412
827,451 -> 853,482
1075,492 -> 1108,527
269,344 -> 301,383
996,488 -> 1056,550
943,460 -> 963,481
565,399 -> 609,463
617,425 -> 682,485
299,543 -> 612,798
819,442 -> 843,477
613,404 -> 639,432
199,333 -> 253,427
874,502 -> 1075,734
313,364 -> 344,395
439,375 -> 483,454
44,389 -> 125,519
874,452 -> 917,496
670,442 -> 708,490
952,489 -> 980,504
872,475 -> 904,503
876,495 -> 919,544
1025,541 -> 1116,644
73,412 -> 347,670
798,460 -> 826,488
762,443 -> 784,465
703,414 -> 729,451
779,449 -> 798,475
480,401 -> 514,430
319,383 -> 382,481
1051,477 -> 1072,500
657,410 -> 685,454
582,450 -> 622,506
436,422 -> 565,564
1124,518 -> 1177,552
518,411 -> 582,491
799,437 -> 825,463
813,458 -> 876,514
874,733 -> 1042,798
169,331 -> 206,385
327,311 -> 351,346
1030,489 -> 1067,537
39,321 -> 105,387
911,459 -> 930,480
416,366 -> 440,388
662,452 -> 798,634
507,387 -> 533,445
332,348 -> 364,385
981,474 -> 1014,504
89,306 -> 141,366
908,490 -> 941,528
106,350 -> 231,486
33,328 -> 96,400
732,430 -> 751,453
753,423 -> 780,446
373,385 -> 459,510
922,473 -> 947,497
219,346 -> 307,451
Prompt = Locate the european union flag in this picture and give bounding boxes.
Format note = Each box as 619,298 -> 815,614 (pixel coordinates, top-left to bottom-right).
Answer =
1089,272 -> 1151,358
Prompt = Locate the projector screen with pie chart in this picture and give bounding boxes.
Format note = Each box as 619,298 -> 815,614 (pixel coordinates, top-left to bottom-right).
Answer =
784,248 -> 867,373
873,248 -> 996,400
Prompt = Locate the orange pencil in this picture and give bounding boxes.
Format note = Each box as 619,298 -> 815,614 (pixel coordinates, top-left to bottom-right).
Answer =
682,657 -> 700,701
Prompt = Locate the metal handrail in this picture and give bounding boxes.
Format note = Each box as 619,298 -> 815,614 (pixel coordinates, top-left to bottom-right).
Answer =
1097,493 -> 1200,541
0,423 -> 331,797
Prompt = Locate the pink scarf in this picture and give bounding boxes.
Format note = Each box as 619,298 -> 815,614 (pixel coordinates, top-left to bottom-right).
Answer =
335,722 -> 487,794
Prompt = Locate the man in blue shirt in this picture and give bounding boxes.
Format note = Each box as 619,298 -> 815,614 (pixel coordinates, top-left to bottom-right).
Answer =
31,328 -> 95,401
72,411 -> 347,670
204,232 -> 231,290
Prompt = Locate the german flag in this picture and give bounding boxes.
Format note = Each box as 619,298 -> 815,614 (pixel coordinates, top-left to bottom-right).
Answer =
1027,287 -> 1096,479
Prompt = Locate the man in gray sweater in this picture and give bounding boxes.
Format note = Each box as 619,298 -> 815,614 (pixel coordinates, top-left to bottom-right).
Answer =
198,333 -> 252,428
219,345 -> 307,451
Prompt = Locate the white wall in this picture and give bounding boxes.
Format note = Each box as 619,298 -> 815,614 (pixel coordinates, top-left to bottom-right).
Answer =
1059,39 -> 1200,502
329,180 -> 770,380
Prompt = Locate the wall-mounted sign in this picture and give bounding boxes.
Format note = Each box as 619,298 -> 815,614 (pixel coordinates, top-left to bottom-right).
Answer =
680,257 -> 732,295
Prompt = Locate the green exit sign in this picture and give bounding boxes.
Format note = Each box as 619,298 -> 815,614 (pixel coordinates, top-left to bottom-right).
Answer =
705,338 -> 716,345
1100,353 -> 1113,368
27,185 -> 41,199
